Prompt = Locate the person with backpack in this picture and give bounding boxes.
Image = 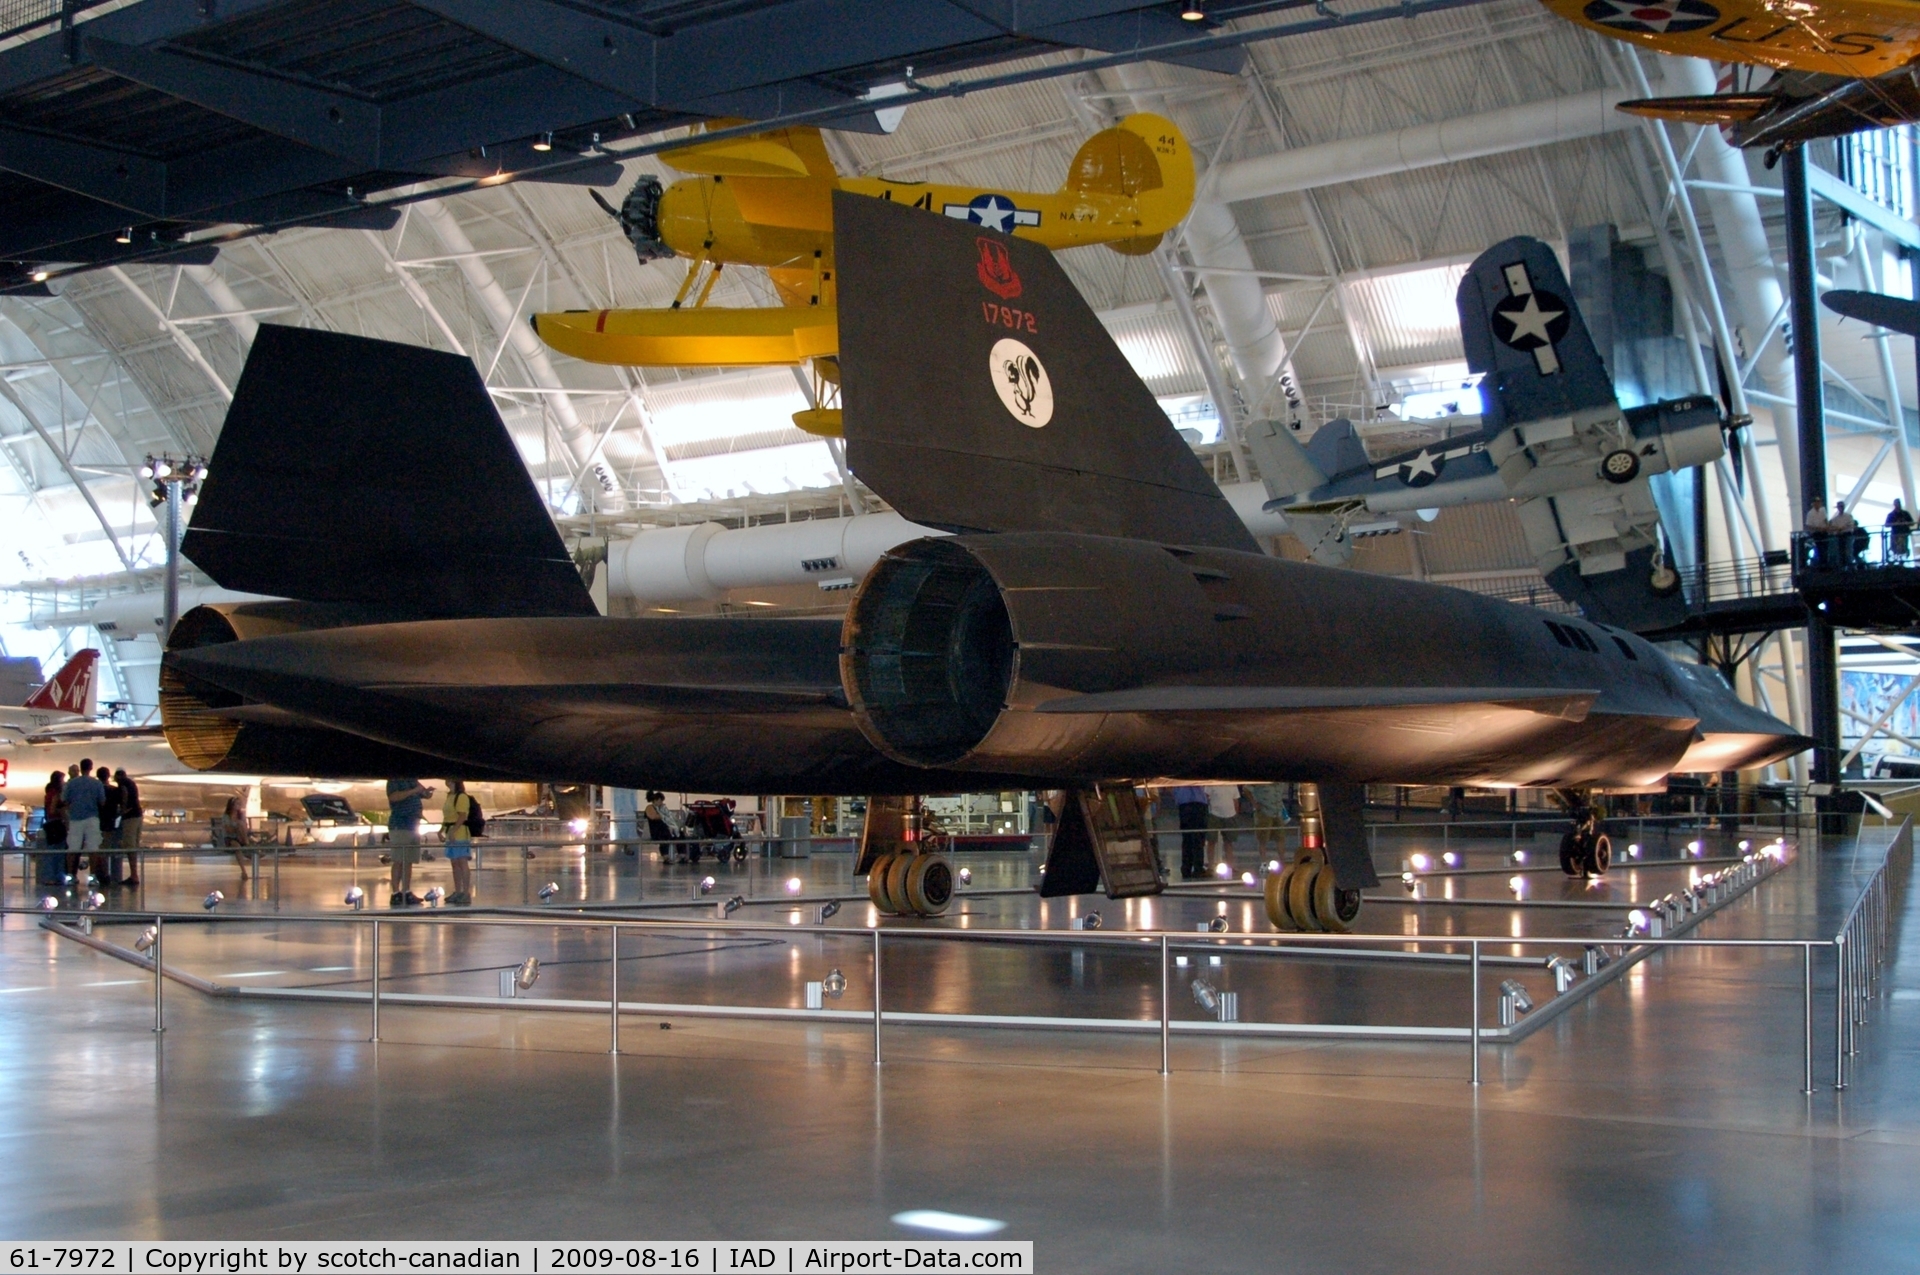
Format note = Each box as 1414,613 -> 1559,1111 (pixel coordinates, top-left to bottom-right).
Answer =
39,770 -> 66,890
440,779 -> 482,906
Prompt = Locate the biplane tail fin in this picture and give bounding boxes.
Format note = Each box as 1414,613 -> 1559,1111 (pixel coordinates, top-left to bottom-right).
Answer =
1063,113 -> 1195,255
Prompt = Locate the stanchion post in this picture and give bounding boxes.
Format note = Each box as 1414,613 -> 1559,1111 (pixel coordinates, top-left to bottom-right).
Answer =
609,923 -> 621,1056
370,918 -> 381,1043
1835,936 -> 1848,1089
872,929 -> 883,1066
1803,943 -> 1815,1094
151,915 -> 163,1034
1160,933 -> 1170,1076
1469,939 -> 1481,1086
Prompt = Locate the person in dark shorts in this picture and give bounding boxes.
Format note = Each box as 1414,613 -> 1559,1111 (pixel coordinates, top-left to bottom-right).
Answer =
386,778 -> 432,906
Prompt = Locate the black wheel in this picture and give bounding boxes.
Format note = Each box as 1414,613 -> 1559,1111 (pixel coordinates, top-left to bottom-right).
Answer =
1559,831 -> 1581,876
732,843 -> 748,862
1588,833 -> 1611,876
1601,449 -> 1640,484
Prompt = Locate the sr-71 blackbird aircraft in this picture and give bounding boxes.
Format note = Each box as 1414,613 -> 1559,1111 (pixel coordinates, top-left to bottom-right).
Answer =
1247,237 -> 1725,633
161,193 -> 1807,933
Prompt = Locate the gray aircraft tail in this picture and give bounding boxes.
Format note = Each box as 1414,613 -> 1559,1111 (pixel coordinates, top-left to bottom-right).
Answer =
1244,419 -> 1326,503
833,190 -> 1258,553
183,325 -> 597,620
1459,237 -> 1616,429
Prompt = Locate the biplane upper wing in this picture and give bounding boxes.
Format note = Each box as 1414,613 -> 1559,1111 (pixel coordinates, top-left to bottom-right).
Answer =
1534,0 -> 1920,80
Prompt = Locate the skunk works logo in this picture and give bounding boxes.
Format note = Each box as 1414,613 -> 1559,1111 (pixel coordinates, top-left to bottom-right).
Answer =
989,338 -> 1052,427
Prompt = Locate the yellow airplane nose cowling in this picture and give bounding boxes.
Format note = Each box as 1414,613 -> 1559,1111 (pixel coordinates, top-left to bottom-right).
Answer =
531,308 -> 840,368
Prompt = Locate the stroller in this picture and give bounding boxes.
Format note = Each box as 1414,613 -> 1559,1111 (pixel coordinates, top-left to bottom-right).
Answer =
682,798 -> 748,863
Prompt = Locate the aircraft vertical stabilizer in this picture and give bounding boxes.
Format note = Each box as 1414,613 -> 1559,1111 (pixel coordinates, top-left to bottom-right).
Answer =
1245,419 -> 1326,505
24,649 -> 98,717
1459,238 -> 1616,431
183,326 -> 597,620
835,191 -> 1258,552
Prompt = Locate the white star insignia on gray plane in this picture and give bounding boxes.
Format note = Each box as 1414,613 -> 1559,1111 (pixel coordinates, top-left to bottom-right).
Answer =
1501,294 -> 1564,346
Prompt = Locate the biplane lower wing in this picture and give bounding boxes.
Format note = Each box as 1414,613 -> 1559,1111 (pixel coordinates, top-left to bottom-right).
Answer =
532,307 -> 840,368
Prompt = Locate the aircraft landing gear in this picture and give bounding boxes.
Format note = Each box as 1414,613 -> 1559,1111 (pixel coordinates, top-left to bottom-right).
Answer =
859,796 -> 954,917
1556,794 -> 1611,878
1263,783 -> 1364,933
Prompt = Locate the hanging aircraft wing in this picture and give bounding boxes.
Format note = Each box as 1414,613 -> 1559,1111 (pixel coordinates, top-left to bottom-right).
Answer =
532,307 -> 840,368
1824,289 -> 1920,337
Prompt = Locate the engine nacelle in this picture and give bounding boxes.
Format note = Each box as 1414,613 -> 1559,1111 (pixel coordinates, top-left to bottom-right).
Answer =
840,533 -> 1260,778
161,602 -> 500,778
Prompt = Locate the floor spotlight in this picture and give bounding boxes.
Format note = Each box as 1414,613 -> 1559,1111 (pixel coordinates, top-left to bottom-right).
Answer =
1207,916 -> 1229,933
84,891 -> 105,910
1545,954 -> 1578,992
1627,843 -> 1641,858
1190,978 -> 1218,1012
422,887 -> 445,907
1442,852 -> 1460,867
38,896 -> 58,912
1410,853 -> 1432,871
723,894 -> 745,916
1508,875 -> 1525,896
1240,871 -> 1256,887
784,876 -> 803,894
345,886 -> 365,909
1512,849 -> 1528,864
1498,978 -> 1533,1023
1401,871 -> 1416,890
135,925 -> 159,952
516,957 -> 540,989
1213,862 -> 1233,879
823,968 -> 847,998
957,867 -> 972,885
1265,859 -> 1281,874
699,876 -> 717,894
818,900 -> 841,923
537,881 -> 559,901
203,891 -> 224,910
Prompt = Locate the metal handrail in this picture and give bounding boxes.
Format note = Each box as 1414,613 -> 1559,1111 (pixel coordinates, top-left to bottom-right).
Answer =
19,835 -> 1851,1091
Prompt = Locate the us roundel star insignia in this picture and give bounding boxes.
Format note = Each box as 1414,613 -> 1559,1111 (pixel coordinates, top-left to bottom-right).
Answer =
1399,448 -> 1444,487
989,337 -> 1053,428
1492,290 -> 1572,353
1580,0 -> 1719,34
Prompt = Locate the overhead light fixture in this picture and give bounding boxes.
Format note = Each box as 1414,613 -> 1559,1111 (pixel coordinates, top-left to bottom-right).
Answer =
1180,0 -> 1206,19
532,132 -> 554,152
115,228 -> 133,244
29,270 -> 49,283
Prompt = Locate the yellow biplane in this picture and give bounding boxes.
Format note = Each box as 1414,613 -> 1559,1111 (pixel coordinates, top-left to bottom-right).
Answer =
531,114 -> 1193,388
1538,0 -> 1920,148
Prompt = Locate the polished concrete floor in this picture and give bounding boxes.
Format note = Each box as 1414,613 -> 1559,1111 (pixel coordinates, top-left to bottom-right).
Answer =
1,824 -> 1912,1272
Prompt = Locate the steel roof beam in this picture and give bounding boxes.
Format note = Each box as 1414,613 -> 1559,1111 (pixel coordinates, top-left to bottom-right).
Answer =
0,125 -> 169,216
83,37 -> 383,166
406,0 -> 1154,108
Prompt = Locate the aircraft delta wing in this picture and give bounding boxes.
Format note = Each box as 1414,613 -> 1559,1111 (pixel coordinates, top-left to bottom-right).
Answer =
163,196 -> 1806,923
1245,236 -> 1724,632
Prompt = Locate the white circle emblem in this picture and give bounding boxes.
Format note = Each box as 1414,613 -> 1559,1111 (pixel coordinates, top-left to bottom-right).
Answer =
988,338 -> 1053,428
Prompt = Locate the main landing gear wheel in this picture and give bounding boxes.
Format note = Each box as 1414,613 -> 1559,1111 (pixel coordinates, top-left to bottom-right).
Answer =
1588,833 -> 1611,875
1559,832 -> 1581,877
1308,865 -> 1363,933
1263,869 -> 1293,931
904,854 -> 954,916
866,852 -> 954,917
1601,449 -> 1640,484
1287,856 -> 1325,933
868,852 -> 899,914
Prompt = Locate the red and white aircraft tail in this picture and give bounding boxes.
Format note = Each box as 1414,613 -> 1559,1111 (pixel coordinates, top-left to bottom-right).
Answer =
0,650 -> 100,733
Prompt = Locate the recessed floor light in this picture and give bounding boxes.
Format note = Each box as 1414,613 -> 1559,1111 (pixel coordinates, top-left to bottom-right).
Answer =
891,1210 -> 1006,1236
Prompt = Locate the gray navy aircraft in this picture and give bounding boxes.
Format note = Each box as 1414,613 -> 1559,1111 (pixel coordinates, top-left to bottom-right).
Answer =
158,193 -> 1806,933
1248,236 -> 1726,634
